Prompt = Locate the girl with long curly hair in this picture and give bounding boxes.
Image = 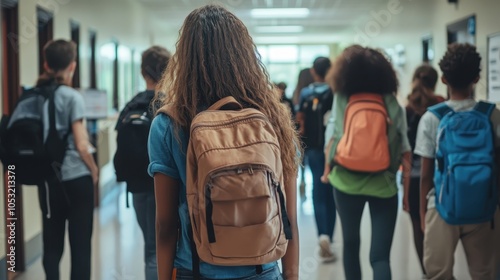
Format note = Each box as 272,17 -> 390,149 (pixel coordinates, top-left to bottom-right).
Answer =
147,5 -> 300,280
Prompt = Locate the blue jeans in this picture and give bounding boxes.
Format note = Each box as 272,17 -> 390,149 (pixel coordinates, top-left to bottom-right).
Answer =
334,188 -> 398,280
306,148 -> 336,240
176,265 -> 283,280
133,191 -> 158,280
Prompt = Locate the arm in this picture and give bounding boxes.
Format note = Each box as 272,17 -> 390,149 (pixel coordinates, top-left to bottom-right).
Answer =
321,138 -> 333,184
72,120 -> 99,186
402,151 -> 412,212
420,157 -> 434,232
281,174 -> 299,280
155,173 -> 180,280
321,96 -> 338,183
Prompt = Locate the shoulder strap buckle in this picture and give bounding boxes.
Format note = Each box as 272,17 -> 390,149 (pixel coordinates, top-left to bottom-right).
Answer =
474,101 -> 496,117
428,103 -> 453,120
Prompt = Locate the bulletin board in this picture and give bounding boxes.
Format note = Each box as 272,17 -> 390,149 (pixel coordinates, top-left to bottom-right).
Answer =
487,33 -> 500,103
80,89 -> 108,119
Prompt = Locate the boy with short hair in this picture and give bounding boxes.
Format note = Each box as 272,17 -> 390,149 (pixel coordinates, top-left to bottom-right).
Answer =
415,43 -> 500,280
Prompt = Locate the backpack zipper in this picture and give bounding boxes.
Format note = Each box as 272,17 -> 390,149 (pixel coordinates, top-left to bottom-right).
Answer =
203,164 -> 273,188
343,99 -> 386,129
343,108 -> 388,148
439,168 -> 449,204
191,113 -> 268,134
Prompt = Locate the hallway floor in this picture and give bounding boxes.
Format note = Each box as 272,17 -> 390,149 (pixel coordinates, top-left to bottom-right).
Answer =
16,171 -> 473,280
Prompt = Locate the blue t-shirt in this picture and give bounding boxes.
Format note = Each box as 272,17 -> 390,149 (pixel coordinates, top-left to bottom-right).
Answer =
147,113 -> 277,279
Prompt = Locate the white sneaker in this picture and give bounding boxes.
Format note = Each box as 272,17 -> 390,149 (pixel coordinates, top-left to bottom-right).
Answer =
319,235 -> 337,263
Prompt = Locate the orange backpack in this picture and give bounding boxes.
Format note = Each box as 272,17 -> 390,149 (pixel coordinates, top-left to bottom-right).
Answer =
335,93 -> 391,173
185,97 -> 292,266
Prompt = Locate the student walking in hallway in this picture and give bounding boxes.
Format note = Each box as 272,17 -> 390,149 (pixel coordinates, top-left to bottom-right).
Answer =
114,46 -> 171,280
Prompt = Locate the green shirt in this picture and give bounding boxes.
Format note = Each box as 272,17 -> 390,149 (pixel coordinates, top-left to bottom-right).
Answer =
325,93 -> 411,198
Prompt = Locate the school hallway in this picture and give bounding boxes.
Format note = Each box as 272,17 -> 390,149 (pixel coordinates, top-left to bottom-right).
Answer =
14,168 -> 474,280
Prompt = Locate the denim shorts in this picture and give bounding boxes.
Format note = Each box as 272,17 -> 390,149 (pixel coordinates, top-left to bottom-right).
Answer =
175,265 -> 284,280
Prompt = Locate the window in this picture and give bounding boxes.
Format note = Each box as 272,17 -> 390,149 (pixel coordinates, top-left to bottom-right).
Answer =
118,45 -> 132,108
422,36 -> 434,63
37,7 -> 53,75
89,30 -> 97,88
257,44 -> 330,98
447,15 -> 476,45
2,1 -> 20,113
70,20 -> 80,88
98,42 -> 116,114
132,49 -> 145,94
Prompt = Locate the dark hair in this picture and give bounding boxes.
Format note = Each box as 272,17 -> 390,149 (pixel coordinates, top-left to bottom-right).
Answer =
329,45 -> 398,96
407,85 -> 439,115
412,64 -> 438,90
276,82 -> 287,91
292,68 -> 314,105
142,46 -> 171,83
36,40 -> 76,87
156,4 -> 301,180
439,43 -> 481,90
313,57 -> 331,79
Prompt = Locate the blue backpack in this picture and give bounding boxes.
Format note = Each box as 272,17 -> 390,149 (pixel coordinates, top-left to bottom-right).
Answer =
429,101 -> 498,225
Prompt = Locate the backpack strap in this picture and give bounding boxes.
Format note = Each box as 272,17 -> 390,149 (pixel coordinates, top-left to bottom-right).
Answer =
474,101 -> 496,117
428,103 -> 453,120
208,97 -> 243,111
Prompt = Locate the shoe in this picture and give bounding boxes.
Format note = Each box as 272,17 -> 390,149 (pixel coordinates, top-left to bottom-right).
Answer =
319,235 -> 337,263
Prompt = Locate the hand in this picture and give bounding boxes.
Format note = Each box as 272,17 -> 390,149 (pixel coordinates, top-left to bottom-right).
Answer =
403,194 -> 410,212
420,210 -> 426,232
91,167 -> 99,187
320,175 -> 329,184
321,163 -> 331,184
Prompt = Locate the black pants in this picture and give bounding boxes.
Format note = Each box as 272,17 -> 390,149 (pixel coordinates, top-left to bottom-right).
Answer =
38,175 -> 94,280
334,188 -> 398,280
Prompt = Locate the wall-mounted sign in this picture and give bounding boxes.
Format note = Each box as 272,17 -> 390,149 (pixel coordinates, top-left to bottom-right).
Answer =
487,33 -> 500,103
80,89 -> 108,119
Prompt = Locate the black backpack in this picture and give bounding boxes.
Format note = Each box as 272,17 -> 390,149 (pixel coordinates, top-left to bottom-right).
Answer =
300,86 -> 333,150
113,92 -> 154,193
0,85 -> 69,185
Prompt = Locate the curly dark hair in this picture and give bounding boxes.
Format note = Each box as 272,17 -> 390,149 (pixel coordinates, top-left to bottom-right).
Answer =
328,45 -> 398,96
412,64 -> 438,90
438,43 -> 481,89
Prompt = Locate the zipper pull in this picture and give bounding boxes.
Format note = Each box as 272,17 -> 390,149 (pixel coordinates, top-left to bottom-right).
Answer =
248,166 -> 254,174
237,169 -> 243,174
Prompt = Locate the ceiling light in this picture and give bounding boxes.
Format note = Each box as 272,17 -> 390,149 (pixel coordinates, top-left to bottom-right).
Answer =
254,36 -> 300,44
255,25 -> 304,33
250,8 -> 310,19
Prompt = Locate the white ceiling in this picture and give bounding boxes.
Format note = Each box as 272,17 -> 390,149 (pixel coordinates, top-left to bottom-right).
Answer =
138,0 -> 395,44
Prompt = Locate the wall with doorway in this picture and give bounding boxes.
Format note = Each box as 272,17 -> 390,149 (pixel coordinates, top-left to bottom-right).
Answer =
1,0 -> 153,267
348,0 -> 500,102
429,0 -> 500,101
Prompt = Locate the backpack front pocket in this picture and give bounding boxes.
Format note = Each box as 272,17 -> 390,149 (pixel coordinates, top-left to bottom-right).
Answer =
204,165 -> 281,258
448,154 -> 494,221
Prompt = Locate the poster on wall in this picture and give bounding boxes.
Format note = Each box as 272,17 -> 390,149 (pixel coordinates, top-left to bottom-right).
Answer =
487,33 -> 500,103
80,89 -> 108,119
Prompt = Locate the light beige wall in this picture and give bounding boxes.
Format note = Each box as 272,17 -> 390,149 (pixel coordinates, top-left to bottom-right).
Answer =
430,0 -> 500,100
347,0 -> 500,102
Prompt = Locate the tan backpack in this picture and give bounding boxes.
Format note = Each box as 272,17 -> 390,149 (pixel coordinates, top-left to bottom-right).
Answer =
185,96 -> 292,266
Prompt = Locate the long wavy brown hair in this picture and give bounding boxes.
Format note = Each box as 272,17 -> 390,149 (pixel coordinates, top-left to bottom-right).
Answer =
155,4 -> 301,179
